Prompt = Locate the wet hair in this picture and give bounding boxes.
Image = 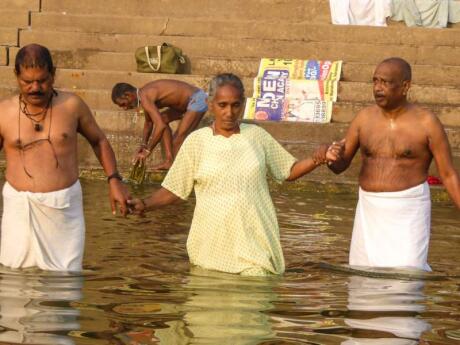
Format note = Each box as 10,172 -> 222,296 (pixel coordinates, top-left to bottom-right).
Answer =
380,57 -> 412,81
208,73 -> 245,101
14,44 -> 55,75
111,82 -> 136,103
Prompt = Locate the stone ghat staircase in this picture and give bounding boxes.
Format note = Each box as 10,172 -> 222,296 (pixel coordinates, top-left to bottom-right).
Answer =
1,0 -> 459,182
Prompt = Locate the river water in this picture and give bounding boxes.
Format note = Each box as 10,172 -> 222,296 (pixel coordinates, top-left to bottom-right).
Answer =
0,180 -> 458,344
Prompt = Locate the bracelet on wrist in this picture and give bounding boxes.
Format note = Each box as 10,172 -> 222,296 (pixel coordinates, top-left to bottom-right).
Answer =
143,148 -> 151,154
107,171 -> 123,183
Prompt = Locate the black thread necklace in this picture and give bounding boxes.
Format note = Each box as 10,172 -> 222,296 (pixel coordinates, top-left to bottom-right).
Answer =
19,93 -> 53,132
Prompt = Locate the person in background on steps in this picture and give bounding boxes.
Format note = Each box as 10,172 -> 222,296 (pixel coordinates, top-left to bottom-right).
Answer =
0,43 -> 130,272
327,57 -> 460,271
127,73 -> 341,276
111,80 -> 208,170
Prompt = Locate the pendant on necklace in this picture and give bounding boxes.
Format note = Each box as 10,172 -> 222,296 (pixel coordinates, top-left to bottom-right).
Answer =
34,123 -> 43,132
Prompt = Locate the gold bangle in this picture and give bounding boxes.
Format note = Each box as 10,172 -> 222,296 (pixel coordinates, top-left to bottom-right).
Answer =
144,148 -> 151,154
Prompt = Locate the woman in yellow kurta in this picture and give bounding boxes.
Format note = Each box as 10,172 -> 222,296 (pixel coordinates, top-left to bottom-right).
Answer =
128,74 -> 338,276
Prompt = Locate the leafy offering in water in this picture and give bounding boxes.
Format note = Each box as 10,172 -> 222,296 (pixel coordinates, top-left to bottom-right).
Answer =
128,160 -> 146,184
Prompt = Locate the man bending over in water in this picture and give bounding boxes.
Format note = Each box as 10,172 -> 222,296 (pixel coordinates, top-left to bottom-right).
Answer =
112,80 -> 207,170
328,57 -> 460,271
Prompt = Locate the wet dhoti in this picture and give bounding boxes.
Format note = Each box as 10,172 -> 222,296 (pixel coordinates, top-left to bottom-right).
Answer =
349,182 -> 431,271
0,181 -> 85,271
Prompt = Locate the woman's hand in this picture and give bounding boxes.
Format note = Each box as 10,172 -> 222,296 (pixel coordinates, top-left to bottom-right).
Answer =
312,144 -> 329,166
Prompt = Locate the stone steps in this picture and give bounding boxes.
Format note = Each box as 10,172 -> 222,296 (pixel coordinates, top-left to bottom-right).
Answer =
29,11 -> 460,45
4,0 -> 40,11
0,47 -> 8,66
19,29 -> 460,67
0,27 -> 18,46
0,10 -> 30,28
1,0 -> 458,179
2,66 -> 460,106
0,85 -> 458,126
41,0 -> 330,21
8,46 -> 460,88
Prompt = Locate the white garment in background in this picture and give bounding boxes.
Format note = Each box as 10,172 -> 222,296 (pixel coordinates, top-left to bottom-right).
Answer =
0,181 -> 85,272
391,0 -> 450,27
349,182 -> 431,271
329,0 -> 392,26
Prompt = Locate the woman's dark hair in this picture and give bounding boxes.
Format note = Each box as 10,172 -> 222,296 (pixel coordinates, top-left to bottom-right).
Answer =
208,73 -> 245,101
111,82 -> 136,103
14,44 -> 55,75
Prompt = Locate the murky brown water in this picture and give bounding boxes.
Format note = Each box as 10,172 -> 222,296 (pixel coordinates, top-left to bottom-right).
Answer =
0,179 -> 459,344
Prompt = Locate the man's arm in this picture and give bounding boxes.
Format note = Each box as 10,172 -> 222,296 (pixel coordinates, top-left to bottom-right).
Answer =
141,113 -> 153,148
286,143 -> 340,181
427,115 -> 460,209
76,96 -> 131,215
139,90 -> 167,155
327,112 -> 362,174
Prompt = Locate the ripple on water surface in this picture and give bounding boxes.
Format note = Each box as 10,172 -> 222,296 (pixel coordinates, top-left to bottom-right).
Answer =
0,179 -> 459,344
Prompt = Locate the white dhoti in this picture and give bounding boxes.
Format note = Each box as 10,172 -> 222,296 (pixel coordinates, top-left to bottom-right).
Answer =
0,181 -> 85,272
349,182 -> 431,271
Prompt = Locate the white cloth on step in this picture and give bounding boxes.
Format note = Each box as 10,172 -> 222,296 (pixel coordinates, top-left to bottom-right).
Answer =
0,180 -> 85,272
391,0 -> 450,28
329,0 -> 392,26
349,182 -> 431,271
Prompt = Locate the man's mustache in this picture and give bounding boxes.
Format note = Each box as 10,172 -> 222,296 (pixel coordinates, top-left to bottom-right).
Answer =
28,92 -> 45,96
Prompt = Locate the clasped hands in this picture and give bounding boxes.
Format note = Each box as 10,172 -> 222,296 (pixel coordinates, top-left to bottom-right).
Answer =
313,139 -> 345,166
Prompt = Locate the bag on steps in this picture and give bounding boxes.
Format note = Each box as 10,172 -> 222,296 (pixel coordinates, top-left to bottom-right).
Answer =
135,43 -> 186,74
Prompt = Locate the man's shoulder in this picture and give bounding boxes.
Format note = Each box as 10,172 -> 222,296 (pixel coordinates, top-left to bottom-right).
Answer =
0,94 -> 17,108
55,90 -> 84,105
0,95 -> 18,120
350,104 -> 378,126
357,104 -> 379,117
55,91 -> 91,114
409,103 -> 436,119
411,104 -> 444,133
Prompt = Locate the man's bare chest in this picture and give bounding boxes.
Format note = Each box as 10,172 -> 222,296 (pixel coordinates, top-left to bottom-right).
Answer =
2,111 -> 78,150
360,126 -> 428,159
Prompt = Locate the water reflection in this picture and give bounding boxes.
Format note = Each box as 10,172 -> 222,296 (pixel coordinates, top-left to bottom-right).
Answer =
0,267 -> 83,344
343,275 -> 431,344
111,267 -> 278,344
0,180 -> 459,344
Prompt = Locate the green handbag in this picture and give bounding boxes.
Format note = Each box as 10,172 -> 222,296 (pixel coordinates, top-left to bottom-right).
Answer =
135,43 -> 186,74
